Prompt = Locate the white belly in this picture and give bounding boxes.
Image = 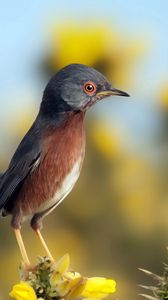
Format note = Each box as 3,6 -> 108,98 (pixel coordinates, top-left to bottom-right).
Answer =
38,158 -> 82,213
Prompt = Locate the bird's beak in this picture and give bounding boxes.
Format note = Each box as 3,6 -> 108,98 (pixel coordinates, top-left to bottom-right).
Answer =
96,88 -> 130,98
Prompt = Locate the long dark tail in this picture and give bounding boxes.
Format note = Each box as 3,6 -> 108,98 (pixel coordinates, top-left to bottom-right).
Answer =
0,173 -> 6,216
0,173 -> 3,184
0,173 -> 3,183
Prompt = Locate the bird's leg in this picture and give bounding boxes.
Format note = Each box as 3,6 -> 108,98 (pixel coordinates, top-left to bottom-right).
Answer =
14,228 -> 30,266
31,214 -> 54,262
35,229 -> 54,262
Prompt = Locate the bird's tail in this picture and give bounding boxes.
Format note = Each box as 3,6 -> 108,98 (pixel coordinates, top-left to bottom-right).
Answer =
0,172 -> 3,184
0,172 -> 7,216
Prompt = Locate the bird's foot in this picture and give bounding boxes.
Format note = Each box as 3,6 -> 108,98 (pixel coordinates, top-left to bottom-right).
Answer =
20,262 -> 38,280
20,256 -> 54,280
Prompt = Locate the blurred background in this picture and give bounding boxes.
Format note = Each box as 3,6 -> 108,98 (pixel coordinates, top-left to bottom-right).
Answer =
0,0 -> 168,299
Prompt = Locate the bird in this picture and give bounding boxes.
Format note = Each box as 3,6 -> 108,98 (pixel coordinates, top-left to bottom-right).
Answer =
0,63 -> 129,266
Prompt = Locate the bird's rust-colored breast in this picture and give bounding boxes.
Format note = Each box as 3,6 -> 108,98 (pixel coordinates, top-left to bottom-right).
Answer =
14,112 -> 85,216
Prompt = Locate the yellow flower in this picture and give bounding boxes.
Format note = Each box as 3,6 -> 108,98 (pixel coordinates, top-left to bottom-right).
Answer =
9,282 -> 37,300
50,255 -> 86,298
50,253 -> 70,285
10,255 -> 116,300
67,277 -> 87,299
81,277 -> 116,299
50,255 -> 116,299
53,253 -> 70,274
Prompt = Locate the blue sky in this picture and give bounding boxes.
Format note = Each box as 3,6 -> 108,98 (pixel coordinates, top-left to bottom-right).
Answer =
0,0 -> 168,97
0,0 -> 168,155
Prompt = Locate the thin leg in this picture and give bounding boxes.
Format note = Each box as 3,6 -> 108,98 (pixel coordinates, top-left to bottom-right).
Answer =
14,229 -> 30,266
35,229 -> 54,262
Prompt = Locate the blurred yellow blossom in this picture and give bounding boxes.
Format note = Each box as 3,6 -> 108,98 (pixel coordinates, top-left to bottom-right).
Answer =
159,82 -> 168,109
50,23 -> 112,69
112,157 -> 161,234
91,120 -> 123,159
44,22 -> 145,87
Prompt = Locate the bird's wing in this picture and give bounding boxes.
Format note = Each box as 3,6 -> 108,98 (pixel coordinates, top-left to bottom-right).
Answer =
0,123 -> 41,209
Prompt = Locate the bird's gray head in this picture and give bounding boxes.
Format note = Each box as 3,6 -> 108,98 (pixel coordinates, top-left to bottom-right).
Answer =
41,63 -> 129,116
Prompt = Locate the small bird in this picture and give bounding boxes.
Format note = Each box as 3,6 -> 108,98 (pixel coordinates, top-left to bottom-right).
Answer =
0,64 -> 129,266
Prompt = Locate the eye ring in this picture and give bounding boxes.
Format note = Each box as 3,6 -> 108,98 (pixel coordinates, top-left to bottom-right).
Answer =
83,82 -> 97,95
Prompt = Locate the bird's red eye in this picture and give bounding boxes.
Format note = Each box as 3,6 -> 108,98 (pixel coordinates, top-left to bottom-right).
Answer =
83,82 -> 97,94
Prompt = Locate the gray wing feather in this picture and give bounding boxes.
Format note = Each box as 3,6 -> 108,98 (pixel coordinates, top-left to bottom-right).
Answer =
0,121 -> 41,209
